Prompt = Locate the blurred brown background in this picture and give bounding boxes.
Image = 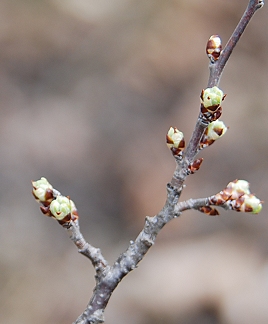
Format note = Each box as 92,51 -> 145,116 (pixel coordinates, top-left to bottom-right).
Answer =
0,1 -> 267,323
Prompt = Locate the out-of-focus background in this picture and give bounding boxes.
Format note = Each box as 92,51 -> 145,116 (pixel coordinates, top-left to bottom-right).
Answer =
0,1 -> 267,323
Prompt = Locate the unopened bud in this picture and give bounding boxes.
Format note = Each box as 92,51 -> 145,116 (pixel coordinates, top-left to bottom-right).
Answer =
207,120 -> 227,140
200,86 -> 224,109
166,127 -> 185,155
200,120 -> 227,148
242,194 -> 262,214
32,177 -> 53,203
206,35 -> 222,62
50,196 -> 72,221
232,194 -> 262,214
200,87 -> 225,122
225,179 -> 250,200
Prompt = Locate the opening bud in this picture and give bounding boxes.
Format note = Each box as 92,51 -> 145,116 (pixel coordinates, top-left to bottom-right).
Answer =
50,196 -> 72,221
32,177 -> 54,203
166,127 -> 185,156
206,35 -> 222,62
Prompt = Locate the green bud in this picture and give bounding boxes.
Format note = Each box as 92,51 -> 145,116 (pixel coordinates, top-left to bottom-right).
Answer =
242,194 -> 262,214
227,180 -> 250,194
166,127 -> 185,155
32,177 -> 53,202
206,120 -> 227,141
50,196 -> 72,220
200,86 -> 224,108
226,179 -> 251,199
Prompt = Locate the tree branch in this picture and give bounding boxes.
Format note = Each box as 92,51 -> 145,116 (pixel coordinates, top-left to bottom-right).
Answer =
31,1 -> 264,323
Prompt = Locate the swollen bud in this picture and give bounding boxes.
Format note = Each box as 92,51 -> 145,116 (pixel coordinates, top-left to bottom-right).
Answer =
206,35 -> 222,63
166,127 -> 185,156
32,177 -> 54,204
210,179 -> 263,215
232,194 -> 262,214
201,86 -> 224,109
200,120 -> 228,148
200,86 -> 225,122
242,194 -> 262,214
226,179 -> 250,199
50,196 -> 72,221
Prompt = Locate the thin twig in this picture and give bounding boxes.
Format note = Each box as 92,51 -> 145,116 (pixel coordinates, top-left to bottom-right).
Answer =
67,220 -> 108,273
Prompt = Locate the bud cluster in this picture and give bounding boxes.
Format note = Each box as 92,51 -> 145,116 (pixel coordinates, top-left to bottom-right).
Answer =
32,177 -> 79,226
209,180 -> 262,214
200,86 -> 226,122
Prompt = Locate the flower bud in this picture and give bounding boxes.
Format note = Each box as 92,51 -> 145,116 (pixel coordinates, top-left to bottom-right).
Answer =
232,194 -> 262,214
207,120 -> 227,140
200,120 -> 227,148
242,194 -> 262,214
200,86 -> 224,109
50,196 -> 72,221
32,177 -> 54,203
227,179 -> 250,194
224,179 -> 250,200
166,127 -> 185,155
206,35 -> 222,62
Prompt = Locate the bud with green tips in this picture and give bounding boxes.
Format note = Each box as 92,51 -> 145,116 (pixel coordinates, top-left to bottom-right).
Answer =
50,196 -> 72,221
231,194 -> 262,214
200,86 -> 224,109
242,194 -> 262,214
200,120 -> 227,148
226,179 -> 250,199
166,127 -> 185,156
32,177 -> 54,204
200,86 -> 225,122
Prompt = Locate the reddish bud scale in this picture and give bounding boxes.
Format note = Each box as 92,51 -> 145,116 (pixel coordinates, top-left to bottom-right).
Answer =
40,205 -> 52,216
198,206 -> 219,216
209,191 -> 232,205
57,213 -> 79,226
200,104 -> 222,122
189,158 -> 203,174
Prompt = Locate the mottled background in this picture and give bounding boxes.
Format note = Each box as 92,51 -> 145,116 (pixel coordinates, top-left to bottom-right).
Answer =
0,1 -> 267,323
